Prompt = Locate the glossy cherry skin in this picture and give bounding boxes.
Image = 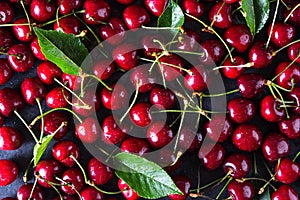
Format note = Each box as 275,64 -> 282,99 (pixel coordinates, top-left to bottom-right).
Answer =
30,37 -> 47,61
83,0 -> 111,25
61,73 -> 81,91
159,54 -> 185,82
271,185 -> 299,200
237,73 -> 265,98
46,87 -> 71,108
224,24 -> 252,53
208,2 -> 233,29
80,187 -> 104,200
283,2 -> 300,25
8,44 -> 35,72
99,17 -> 126,45
130,102 -> 152,127
144,0 -> 168,17
41,111 -> 68,140
101,115 -> 127,144
73,90 -> 101,117
21,77 -> 47,105
121,137 -> 150,156
112,43 -> 138,70
221,56 -> 245,79
249,41 -> 274,69
260,95 -> 285,122
176,30 -> 201,52
147,121 -> 174,148
199,39 -> 225,64
130,66 -> 156,93
0,2 -> 14,24
184,66 -> 208,91
12,18 -> 34,42
37,61 -> 62,85
75,117 -> 100,143
88,157 -> 114,185
182,0 -> 204,19
169,175 -> 192,200
275,158 -> 300,184
58,0 -> 83,15
227,97 -> 256,124
0,87 -> 24,117
60,168 -> 84,195
228,180 -> 255,200
30,0 -> 56,22
223,153 -> 251,179
0,58 -> 13,85
275,62 -> 300,90
17,184 -> 45,200
204,115 -> 232,142
52,140 -> 80,167
123,4 -> 150,29
287,87 -> 300,114
93,59 -> 115,81
178,127 -> 203,152
54,16 -> 81,35
232,124 -> 262,152
116,0 -> 136,5
9,0 -> 31,5
288,42 -> 300,64
0,28 -> 14,52
262,132 -> 290,162
0,126 -> 22,150
198,143 -> 225,170
279,115 -> 300,139
268,22 -> 295,47
141,34 -> 165,58
118,179 -> 140,200
0,159 -> 18,186
150,86 -> 176,110
34,159 -> 62,188
100,84 -> 128,110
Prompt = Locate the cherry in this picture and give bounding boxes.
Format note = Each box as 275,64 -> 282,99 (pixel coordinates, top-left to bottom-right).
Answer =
80,187 -> 104,200
112,43 -> 138,71
60,167 -> 84,195
232,124 -> 262,152
41,111 -> 69,140
227,180 -> 255,200
0,126 -> 22,150
8,44 -> 35,72
123,4 -> 150,29
287,86 -> 300,114
271,185 -> 298,200
1,198 -> 17,200
274,61 -> 300,90
260,95 -> 286,122
224,24 -> 252,53
0,159 -> 18,186
0,87 -> 24,117
275,158 -> 300,184
99,17 -> 126,45
37,61 -> 62,85
176,30 -> 201,52
21,77 -> 47,105
46,87 -> 71,108
181,0 -> 204,19
12,18 -> 34,42
83,0 -> 111,25
130,102 -> 152,127
88,157 -> 114,185
169,175 -> 192,200
144,0 -> 168,17
204,115 -> 232,142
100,84 -> 128,110
141,34 -> 164,58
221,56 -> 245,79
61,73 -> 81,91
34,159 -> 62,188
224,0 -> 239,3
0,28 -> 14,52
184,65 -> 208,91
118,179 -> 140,200
150,85 -> 176,110
227,97 -> 256,124
30,0 -> 56,22
198,143 -> 225,170
223,153 -> 251,179
54,16 -> 81,35
101,115 -> 128,144
262,132 -> 290,162
93,59 -> 115,81
283,3 -> 300,25
249,41 -> 274,69
30,37 -> 47,61
57,0 -> 83,15
75,117 -> 100,143
147,121 -> 174,148
116,0 -> 136,5
130,66 -> 156,93
159,54 -> 185,82
0,58 -> 13,85
208,2 -> 233,29
179,127 -> 203,152
237,73 -> 265,98
268,22 -> 295,47
52,140 -> 80,167
121,137 -> 150,156
17,184 -> 45,200
73,89 -> 101,117
9,0 -> 31,5
0,2 -> 14,24
288,42 -> 300,64
199,39 -> 225,64
279,115 -> 300,139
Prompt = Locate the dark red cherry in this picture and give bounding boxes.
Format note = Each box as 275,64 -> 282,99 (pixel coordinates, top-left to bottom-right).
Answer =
130,67 -> 156,93
169,175 -> 192,200
88,157 -> 114,185
46,87 -> 71,108
275,61 -> 300,90
287,86 -> 300,114
200,39 -> 225,64
0,126 -> 22,150
0,58 -> 13,85
147,121 -> 174,148
0,28 -> 14,52
80,187 -> 104,200
228,180 -> 255,200
249,41 -> 274,69
262,132 -> 290,162
130,102 -> 152,127
223,153 -> 251,179
225,0 -> 239,3
184,65 -> 208,91
181,0 -> 204,19
221,56 -> 245,79
35,159 -> 62,188
198,143 -> 225,170
99,17 -> 126,45
112,43 -> 138,71
268,22 -> 295,47
232,124 -> 262,152
21,77 -> 47,105
52,140 -> 80,167
60,168 -> 84,195
288,42 -> 300,64
123,4 -> 150,29
0,87 -> 24,117
101,115 -> 128,144
204,114 -> 232,142
75,117 -> 100,143
159,54 -> 185,82
12,18 -> 34,42
275,158 -> 300,184
283,2 -> 300,25
227,97 -> 256,123
61,73 -> 81,91
237,73 -> 265,98
118,179 -> 140,200
83,0 -> 111,25
41,111 -> 68,140
9,0 -> 31,5
8,44 -> 35,72
30,0 -> 56,22
271,185 -> 298,200
121,137 -> 150,156
150,85 -> 176,110
58,0 -> 83,15
0,159 -> 18,186
224,24 -> 252,53
279,115 -> 300,139
17,184 -> 45,200
100,84 -> 128,110
30,37 -> 47,61
208,2 -> 233,29
179,127 -> 203,152
93,59 -> 115,81
1,198 -> 17,200
260,95 -> 286,122
0,2 -> 14,24
73,89 -> 101,117
54,16 -> 81,35
176,30 -> 201,52
37,61 -> 62,85
116,0 -> 136,5
144,0 -> 168,17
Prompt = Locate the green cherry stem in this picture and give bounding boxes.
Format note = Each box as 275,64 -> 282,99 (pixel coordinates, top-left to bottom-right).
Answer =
253,153 -> 259,176
238,178 -> 276,191
28,177 -> 39,200
169,50 -> 205,56
271,39 -> 300,56
0,23 -> 31,27
173,103 -> 188,153
293,151 -> 300,162
36,98 -> 45,142
195,89 -> 239,98
84,74 -> 112,91
266,0 -> 280,49
69,155 -> 88,183
215,177 -> 232,199
212,62 -> 254,71
284,3 -> 300,23
210,1 -> 226,27
40,10 -> 86,27
271,53 -> 300,81
273,85 -> 290,118
23,158 -> 34,183
280,0 -> 290,10
55,177 -> 83,199
141,25 -> 180,30
259,159 -> 281,194
20,0 -> 32,32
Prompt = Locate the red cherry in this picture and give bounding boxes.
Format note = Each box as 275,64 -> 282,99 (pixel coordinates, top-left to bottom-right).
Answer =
75,117 -> 100,143
61,73 -> 81,91
208,2 -> 233,29
9,0 -> 31,5
221,56 -> 245,79
88,157 -> 114,185
83,0 -> 111,25
8,44 -> 35,72
283,2 -> 300,25
100,84 -> 128,110
223,153 -> 251,179
34,159 -> 62,188
224,24 -> 252,53
99,17 -> 127,45
271,185 -> 298,200
249,41 -> 274,69
112,43 -> 138,71
37,61 -> 62,85
93,59 -> 115,81
60,168 -> 84,195
144,0 -> 168,17
101,115 -> 128,145
0,2 -> 14,24
275,61 -> 300,90
198,143 -> 225,170
54,16 -> 81,35
130,102 -> 152,127
204,115 -> 233,142
159,54 -> 185,82
181,0 -> 204,19
141,34 -> 165,58
116,0 -> 136,5
130,67 -> 156,93
0,58 -> 13,85
30,0 -> 56,22
1,198 -> 17,200
123,4 -> 150,29
200,39 -> 225,64
46,87 -> 71,108
288,41 -> 300,64
0,28 -> 14,52
184,65 -> 208,91
121,137 -> 150,156
228,180 -> 255,200
118,179 -> 140,200
275,158 -> 300,184
0,159 -> 18,186
57,0 -> 83,15
0,126 -> 22,150
21,77 -> 47,105
179,127 -> 203,152
150,85 -> 176,110
73,89 -> 101,117
30,37 -> 47,61
237,73 -> 265,98
41,111 -> 69,140
156,149 -> 182,172
260,95 -> 286,122
52,140 -> 80,167
12,18 -> 34,42
279,115 -> 300,139
0,87 -> 24,117
169,175 -> 192,200
80,187 -> 104,200
268,22 -> 295,47
17,184 -> 45,200
176,30 -> 201,52
227,97 -> 256,123
147,121 -> 174,148
287,86 -> 300,114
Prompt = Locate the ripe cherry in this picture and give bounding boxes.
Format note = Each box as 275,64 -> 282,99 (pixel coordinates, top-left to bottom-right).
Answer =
8,44 -> 35,72
274,61 -> 300,90
204,115 -> 232,142
0,28 -> 14,52
221,56 -> 245,79
99,17 -> 126,45
249,41 -> 274,69
144,0 -> 168,17
121,137 -> 150,156
101,115 -> 128,144
52,140 -> 80,167
223,153 -> 251,179
150,85 -> 176,110
21,77 -> 47,105
198,143 -> 225,170
57,0 -> 83,15
83,0 -> 111,25
0,159 -> 18,186
279,115 -> 300,139
271,185 -> 298,200
227,97 -> 256,123
41,111 -> 68,140
123,5 -> 150,29
275,158 -> 300,184
0,126 -> 22,150
46,87 -> 71,108
0,2 -> 14,24
224,24 -> 252,53
93,59 -> 115,81
0,58 -> 13,85
34,159 -> 62,188
179,127 -> 203,152
200,39 -> 225,64
75,117 -> 100,143
237,73 -> 265,98
100,84 -> 128,110
118,179 -> 140,200
287,86 -> 300,114
227,180 -> 255,200
141,34 -> 164,58
147,121 -> 174,148
17,184 -> 45,200
0,87 -> 24,117
268,22 -> 295,47
159,54 -> 185,82
130,66 -> 156,93
181,0 -> 204,19
88,157 -> 114,185
260,95 -> 285,122
288,42 -> 300,64
80,187 -> 104,200
283,2 -> 300,25
12,18 -> 34,42
176,30 -> 201,52
37,61 -> 62,85
116,0 -> 136,5
73,89 -> 101,117
184,66 -> 208,91
169,175 -> 192,200
54,16 -> 81,35
30,37 -> 47,61
208,2 -> 233,29
112,43 -> 138,71
30,0 -> 56,22
130,102 -> 152,127
60,168 -> 84,195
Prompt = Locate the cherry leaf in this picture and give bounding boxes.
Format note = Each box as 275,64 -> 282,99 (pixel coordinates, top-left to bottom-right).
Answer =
33,134 -> 55,166
34,27 -> 89,75
114,152 -> 183,199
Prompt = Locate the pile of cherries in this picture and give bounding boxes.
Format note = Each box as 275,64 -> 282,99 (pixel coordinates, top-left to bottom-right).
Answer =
0,0 -> 299,199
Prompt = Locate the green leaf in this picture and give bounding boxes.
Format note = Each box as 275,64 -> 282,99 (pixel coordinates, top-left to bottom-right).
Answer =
114,152 -> 183,199
241,0 -> 270,35
34,27 -> 89,75
157,0 -> 184,29
33,134 -> 55,166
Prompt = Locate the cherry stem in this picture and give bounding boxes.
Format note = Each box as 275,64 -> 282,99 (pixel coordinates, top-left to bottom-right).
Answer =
253,153 -> 258,176
259,159 -> 281,194
0,23 -> 31,27
238,178 -> 276,191
215,177 -> 232,199
196,89 -> 239,98
293,151 -> 300,162
175,79 -> 197,106
20,0 -> 32,32
141,25 -> 180,30
284,3 -> 300,23
190,177 -> 223,192
40,10 -> 86,27
169,50 -> 204,56
153,39 -> 168,53
70,155 -> 88,183
273,85 -> 290,118
213,62 -> 254,71
262,157 -> 273,177
0,51 -> 22,59
231,6 -> 242,15
266,0 -> 280,49
271,80 -> 295,93
272,53 -> 300,81
173,103 -> 188,153
55,177 -> 82,199
50,184 -> 63,200
23,158 -> 33,183
280,0 -> 290,10
210,1 -> 226,27
84,74 -> 112,91
36,99 -> 45,142
29,177 -> 38,200
271,38 -> 300,56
